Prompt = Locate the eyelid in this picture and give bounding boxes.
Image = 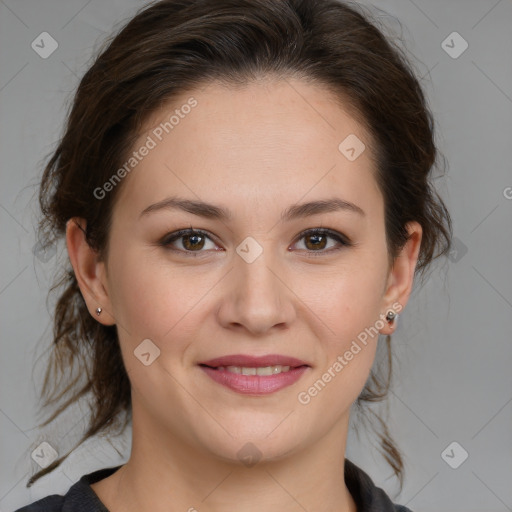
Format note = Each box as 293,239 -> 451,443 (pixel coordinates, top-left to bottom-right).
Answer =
293,227 -> 352,246
159,227 -> 352,256
291,227 -> 352,257
159,228 -> 218,255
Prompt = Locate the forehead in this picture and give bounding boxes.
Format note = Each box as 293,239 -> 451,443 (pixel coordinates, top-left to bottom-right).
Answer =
113,77 -> 382,222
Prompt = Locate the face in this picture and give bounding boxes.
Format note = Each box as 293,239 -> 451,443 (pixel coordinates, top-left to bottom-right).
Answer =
71,77 -> 420,465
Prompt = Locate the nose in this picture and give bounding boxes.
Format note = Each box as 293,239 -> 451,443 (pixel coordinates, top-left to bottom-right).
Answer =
216,244 -> 296,336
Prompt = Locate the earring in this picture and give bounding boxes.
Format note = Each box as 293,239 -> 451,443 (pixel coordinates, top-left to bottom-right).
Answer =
385,310 -> 397,324
95,307 -> 102,316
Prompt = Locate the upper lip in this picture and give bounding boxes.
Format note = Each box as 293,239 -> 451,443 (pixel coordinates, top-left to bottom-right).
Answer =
199,354 -> 310,368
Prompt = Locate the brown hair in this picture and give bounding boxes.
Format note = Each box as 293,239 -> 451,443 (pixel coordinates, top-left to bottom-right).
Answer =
28,0 -> 452,491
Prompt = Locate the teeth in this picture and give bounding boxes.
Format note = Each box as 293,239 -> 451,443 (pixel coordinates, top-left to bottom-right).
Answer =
218,365 -> 292,375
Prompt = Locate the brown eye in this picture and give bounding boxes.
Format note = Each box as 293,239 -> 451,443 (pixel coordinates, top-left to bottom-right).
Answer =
160,227 -> 351,258
304,232 -> 328,250
293,228 -> 351,255
181,232 -> 206,251
161,228 -> 217,255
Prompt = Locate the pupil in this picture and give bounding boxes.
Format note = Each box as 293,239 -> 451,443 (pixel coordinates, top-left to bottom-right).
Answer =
185,234 -> 204,250
307,234 -> 326,250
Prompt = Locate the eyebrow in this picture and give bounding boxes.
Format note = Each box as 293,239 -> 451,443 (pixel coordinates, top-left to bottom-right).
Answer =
139,196 -> 365,221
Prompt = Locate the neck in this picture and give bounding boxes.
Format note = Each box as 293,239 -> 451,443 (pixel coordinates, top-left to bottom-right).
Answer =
92,409 -> 358,512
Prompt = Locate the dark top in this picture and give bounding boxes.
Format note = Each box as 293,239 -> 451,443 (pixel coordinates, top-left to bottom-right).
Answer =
14,459 -> 413,512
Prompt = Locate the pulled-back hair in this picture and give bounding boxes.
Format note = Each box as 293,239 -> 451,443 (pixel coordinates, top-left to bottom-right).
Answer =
28,0 -> 452,490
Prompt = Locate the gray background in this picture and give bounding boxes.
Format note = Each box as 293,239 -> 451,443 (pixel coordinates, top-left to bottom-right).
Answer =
1,1 -> 511,511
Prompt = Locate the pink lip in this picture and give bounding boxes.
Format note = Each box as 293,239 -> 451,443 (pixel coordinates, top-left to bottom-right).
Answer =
198,354 -> 310,395
199,354 -> 309,368
199,366 -> 309,395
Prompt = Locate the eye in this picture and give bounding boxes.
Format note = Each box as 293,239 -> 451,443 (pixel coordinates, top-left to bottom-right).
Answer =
159,227 -> 352,257
160,228 -> 219,256
292,228 -> 351,256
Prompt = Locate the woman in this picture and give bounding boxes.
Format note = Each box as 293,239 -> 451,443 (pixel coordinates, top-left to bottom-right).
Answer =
15,0 -> 451,510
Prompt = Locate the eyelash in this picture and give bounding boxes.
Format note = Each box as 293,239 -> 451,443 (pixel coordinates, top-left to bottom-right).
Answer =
159,227 -> 352,258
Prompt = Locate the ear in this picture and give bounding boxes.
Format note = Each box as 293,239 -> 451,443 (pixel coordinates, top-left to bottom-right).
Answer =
379,221 -> 422,335
66,218 -> 115,326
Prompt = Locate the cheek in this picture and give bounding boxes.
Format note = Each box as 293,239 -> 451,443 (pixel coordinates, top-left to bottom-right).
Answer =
309,257 -> 387,384
106,242 -> 223,352
105,242 -> 179,340
295,279 -> 383,417
106,248 -> 199,403
315,257 -> 387,334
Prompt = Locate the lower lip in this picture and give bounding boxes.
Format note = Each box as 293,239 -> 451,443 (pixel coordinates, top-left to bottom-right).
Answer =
199,365 -> 309,395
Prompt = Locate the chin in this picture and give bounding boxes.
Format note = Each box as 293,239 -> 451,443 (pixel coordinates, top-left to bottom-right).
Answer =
196,427 -> 305,467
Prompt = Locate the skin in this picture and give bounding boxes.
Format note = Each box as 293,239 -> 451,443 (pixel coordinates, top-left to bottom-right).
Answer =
67,77 -> 422,512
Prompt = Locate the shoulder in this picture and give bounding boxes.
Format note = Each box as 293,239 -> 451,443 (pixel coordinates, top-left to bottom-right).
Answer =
13,466 -> 122,512
13,494 -> 64,512
344,458 -> 414,512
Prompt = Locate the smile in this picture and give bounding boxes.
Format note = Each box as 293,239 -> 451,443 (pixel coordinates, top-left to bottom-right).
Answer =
217,365 -> 291,375
199,364 -> 309,395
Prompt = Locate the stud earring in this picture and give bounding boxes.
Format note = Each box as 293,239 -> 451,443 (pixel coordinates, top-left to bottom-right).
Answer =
95,307 -> 102,316
385,310 -> 397,324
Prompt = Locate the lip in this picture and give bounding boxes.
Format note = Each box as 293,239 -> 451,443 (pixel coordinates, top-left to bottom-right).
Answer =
198,354 -> 310,395
199,354 -> 309,368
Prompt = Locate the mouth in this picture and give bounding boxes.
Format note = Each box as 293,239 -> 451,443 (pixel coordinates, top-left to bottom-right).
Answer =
198,354 -> 310,395
199,364 -> 303,375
